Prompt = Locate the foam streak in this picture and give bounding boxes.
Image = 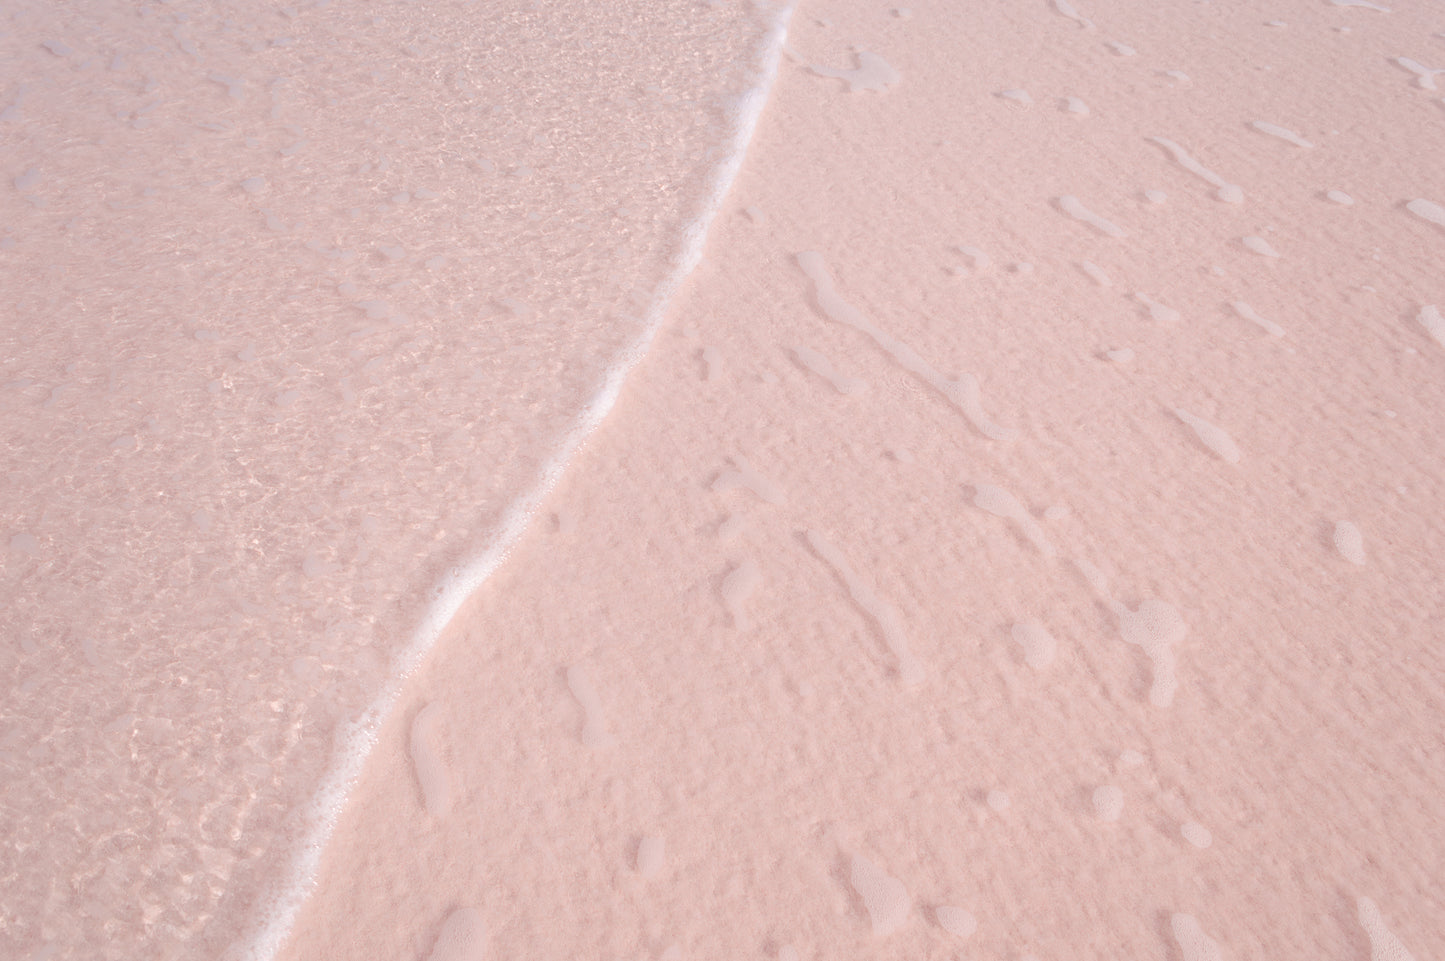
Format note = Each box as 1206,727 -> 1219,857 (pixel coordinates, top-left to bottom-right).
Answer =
797,251 -> 1017,441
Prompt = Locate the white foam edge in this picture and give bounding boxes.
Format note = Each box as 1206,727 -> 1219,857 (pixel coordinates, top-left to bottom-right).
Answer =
229,8 -> 798,960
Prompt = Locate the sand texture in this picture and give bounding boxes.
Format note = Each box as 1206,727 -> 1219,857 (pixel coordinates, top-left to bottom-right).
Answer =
6,0 -> 1445,959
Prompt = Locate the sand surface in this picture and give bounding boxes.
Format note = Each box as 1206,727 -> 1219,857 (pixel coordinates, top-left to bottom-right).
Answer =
8,0 -> 1445,959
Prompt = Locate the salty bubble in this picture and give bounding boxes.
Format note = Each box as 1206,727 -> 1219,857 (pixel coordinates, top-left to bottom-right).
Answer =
1093,784 -> 1124,821
1181,821 -> 1212,848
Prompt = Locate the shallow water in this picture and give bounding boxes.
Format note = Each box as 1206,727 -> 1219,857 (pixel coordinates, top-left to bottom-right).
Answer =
0,1 -> 787,957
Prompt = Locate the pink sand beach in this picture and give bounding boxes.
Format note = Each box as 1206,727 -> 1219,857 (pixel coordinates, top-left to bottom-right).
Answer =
4,1 -> 1444,959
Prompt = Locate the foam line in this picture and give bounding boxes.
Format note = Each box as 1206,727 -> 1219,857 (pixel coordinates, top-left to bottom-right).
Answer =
230,7 -> 799,959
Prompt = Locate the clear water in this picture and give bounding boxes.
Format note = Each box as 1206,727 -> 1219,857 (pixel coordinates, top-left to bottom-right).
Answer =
0,1 -> 789,957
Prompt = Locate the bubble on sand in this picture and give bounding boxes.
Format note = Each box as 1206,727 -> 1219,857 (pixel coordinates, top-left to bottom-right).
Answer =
718,513 -> 746,542
1107,348 -> 1135,363
1115,598 -> 1188,707
1419,305 -> 1445,347
240,176 -> 266,195
973,484 -> 1055,557
792,345 -> 863,394
998,88 -> 1033,104
1329,0 -> 1390,10
810,51 -> 901,93
1056,195 -> 1127,237
805,530 -> 926,685
935,905 -> 977,937
712,455 -> 786,505
42,39 -> 73,57
1093,784 -> 1124,821
1241,235 -> 1280,257
1357,896 -> 1417,961
957,246 -> 992,270
1145,189 -> 1168,204
1148,137 -> 1243,203
1080,557 -> 1109,595
1395,57 -> 1444,91
1406,198 -> 1445,230
1078,260 -> 1111,286
566,664 -> 611,748
1230,301 -> 1285,337
1174,408 -> 1241,463
1171,914 -> 1224,961
1012,622 -> 1058,669
1118,749 -> 1145,768
1250,120 -> 1313,148
701,345 -> 723,381
1063,96 -> 1091,116
1327,190 -> 1354,205
409,703 -> 452,818
1135,292 -> 1181,324
798,251 -> 1015,440
987,789 -> 1011,812
850,854 -> 911,936
1106,41 -> 1136,56
721,558 -> 762,629
1334,520 -> 1367,565
426,907 -> 486,961
1181,821 -> 1213,848
636,835 -> 665,879
1053,0 -> 1096,30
